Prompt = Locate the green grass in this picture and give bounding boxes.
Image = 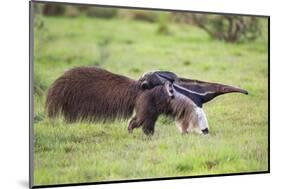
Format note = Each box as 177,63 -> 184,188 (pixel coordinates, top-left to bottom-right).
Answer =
33,15 -> 268,185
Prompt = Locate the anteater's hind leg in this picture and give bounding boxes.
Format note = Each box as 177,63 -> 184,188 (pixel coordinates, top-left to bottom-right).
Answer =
194,107 -> 209,135
174,107 -> 209,135
186,107 -> 209,135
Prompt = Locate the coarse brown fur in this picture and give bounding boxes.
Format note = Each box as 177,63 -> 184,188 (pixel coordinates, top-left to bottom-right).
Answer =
46,67 -> 142,122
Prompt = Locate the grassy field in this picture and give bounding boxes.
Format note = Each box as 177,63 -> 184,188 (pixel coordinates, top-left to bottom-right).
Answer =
33,15 -> 268,186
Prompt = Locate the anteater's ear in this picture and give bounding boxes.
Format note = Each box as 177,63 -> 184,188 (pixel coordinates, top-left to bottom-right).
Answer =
155,71 -> 178,83
164,81 -> 175,99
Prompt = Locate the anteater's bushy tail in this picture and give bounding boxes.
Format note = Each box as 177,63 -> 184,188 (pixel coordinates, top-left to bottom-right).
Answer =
46,67 -> 140,122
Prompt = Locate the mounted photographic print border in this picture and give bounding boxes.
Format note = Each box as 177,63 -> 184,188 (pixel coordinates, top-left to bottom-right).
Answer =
29,0 -> 270,188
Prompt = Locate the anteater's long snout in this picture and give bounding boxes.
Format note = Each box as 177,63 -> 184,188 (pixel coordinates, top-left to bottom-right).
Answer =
221,85 -> 249,95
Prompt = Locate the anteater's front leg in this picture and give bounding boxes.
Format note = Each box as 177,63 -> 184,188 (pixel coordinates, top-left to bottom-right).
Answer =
141,115 -> 158,135
128,114 -> 158,135
127,107 -> 158,135
129,89 -> 161,135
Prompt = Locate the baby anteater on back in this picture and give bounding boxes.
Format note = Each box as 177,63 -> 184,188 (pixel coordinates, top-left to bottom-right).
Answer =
128,82 -> 209,135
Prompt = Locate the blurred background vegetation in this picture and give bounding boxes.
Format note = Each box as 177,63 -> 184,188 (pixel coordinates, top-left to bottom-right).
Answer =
33,2 -> 268,186
33,3 -> 267,97
35,3 -> 263,42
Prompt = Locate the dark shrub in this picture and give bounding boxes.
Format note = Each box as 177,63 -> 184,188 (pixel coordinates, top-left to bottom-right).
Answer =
86,7 -> 117,18
157,13 -> 171,35
132,10 -> 157,22
192,14 -> 262,42
171,12 -> 194,24
65,6 -> 80,17
42,4 -> 65,16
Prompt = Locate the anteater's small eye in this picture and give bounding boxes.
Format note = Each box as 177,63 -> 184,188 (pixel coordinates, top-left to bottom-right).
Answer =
141,81 -> 150,89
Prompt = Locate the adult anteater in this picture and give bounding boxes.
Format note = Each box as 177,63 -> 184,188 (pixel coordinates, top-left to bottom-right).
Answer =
46,67 -> 248,135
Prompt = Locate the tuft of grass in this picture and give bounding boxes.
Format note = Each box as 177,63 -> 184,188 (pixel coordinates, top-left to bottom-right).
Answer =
182,60 -> 192,66
34,71 -> 48,96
